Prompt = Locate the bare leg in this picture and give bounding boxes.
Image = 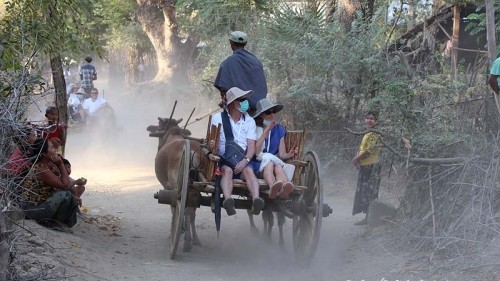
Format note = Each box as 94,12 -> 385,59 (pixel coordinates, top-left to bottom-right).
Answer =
262,163 -> 276,186
241,167 -> 260,199
221,166 -> 234,199
274,165 -> 287,183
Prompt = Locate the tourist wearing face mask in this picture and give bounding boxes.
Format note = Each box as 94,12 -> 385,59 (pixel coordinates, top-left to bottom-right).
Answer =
210,87 -> 265,216
251,99 -> 298,199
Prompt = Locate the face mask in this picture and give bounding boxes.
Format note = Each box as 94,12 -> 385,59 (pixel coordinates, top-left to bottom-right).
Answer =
263,119 -> 271,127
238,100 -> 249,113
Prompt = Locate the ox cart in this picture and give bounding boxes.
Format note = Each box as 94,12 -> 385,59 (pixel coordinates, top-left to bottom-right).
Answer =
149,103 -> 332,264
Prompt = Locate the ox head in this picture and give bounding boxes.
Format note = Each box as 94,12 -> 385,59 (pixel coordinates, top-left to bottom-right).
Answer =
147,117 -> 192,139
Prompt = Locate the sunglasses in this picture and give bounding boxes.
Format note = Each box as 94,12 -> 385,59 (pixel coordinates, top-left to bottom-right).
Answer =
236,97 -> 247,102
264,109 -> 277,115
91,93 -> 98,95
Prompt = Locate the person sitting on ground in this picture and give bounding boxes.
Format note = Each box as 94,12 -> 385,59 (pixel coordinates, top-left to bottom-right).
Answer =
81,88 -> 108,123
210,87 -> 265,216
351,111 -> 382,225
214,31 -> 268,112
62,158 -> 86,205
251,98 -> 298,199
21,139 -> 79,231
67,84 -> 85,123
42,106 -> 66,154
4,125 -> 37,179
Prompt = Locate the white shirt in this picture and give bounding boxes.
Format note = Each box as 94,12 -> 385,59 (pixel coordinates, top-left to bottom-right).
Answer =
67,93 -> 81,108
211,111 -> 256,155
82,96 -> 106,115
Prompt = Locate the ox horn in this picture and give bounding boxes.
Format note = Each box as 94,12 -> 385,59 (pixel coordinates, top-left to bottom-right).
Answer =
176,118 -> 183,124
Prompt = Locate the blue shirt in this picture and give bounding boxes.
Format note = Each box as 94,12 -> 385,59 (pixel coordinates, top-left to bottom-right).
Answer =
263,124 -> 286,155
214,49 -> 267,108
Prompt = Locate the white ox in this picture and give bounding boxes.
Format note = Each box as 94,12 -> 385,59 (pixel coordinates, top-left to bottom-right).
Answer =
147,117 -> 201,252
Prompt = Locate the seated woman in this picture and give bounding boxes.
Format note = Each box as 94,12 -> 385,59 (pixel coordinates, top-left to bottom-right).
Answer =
251,99 -> 298,199
21,139 -> 79,231
5,125 -> 37,178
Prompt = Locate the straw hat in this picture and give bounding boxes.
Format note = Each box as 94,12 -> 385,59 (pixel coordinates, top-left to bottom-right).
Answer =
225,87 -> 252,105
251,98 -> 284,118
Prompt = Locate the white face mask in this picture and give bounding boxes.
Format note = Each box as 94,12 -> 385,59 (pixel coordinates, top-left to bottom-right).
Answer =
263,119 -> 271,126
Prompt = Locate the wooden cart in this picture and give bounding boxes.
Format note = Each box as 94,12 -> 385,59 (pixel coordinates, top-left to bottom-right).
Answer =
153,115 -> 332,264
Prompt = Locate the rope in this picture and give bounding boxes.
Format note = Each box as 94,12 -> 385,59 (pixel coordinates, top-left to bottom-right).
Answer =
187,107 -> 222,126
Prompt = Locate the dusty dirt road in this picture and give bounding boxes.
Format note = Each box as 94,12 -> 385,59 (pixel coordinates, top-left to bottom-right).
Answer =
14,83 -> 410,281
58,111 -> 405,281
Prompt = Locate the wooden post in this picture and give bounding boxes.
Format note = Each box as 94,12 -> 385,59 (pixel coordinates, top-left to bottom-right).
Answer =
485,0 -> 500,114
451,6 -> 461,80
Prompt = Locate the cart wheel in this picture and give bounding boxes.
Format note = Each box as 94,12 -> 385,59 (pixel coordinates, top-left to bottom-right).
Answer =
170,140 -> 190,259
292,150 -> 323,265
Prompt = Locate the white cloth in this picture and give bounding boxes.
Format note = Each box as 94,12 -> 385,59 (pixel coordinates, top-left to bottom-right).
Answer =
82,96 -> 106,116
211,111 -> 256,155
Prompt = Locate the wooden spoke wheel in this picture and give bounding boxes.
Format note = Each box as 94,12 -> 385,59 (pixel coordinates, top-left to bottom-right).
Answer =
170,140 -> 190,259
292,151 -> 323,265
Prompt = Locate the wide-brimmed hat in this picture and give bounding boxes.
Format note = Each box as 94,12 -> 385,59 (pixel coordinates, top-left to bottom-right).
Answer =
251,98 -> 284,118
226,87 -> 253,105
229,31 -> 247,44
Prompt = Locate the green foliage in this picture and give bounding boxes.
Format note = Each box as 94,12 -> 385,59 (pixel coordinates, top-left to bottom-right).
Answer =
0,0 -> 104,69
465,2 -> 500,44
94,0 -> 150,50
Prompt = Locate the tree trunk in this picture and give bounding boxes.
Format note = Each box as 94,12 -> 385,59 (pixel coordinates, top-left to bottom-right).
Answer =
135,0 -> 199,83
50,55 -> 68,156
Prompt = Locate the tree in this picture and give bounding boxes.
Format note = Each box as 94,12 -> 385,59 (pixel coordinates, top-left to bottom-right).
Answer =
135,0 -> 199,82
1,0 -> 103,153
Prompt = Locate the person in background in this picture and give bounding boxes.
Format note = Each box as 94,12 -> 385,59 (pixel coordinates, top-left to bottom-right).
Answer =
67,84 -> 84,123
214,31 -> 268,113
5,125 -> 37,178
79,56 -> 97,99
43,106 -> 66,154
488,57 -> 500,95
81,88 -> 108,123
351,111 -> 382,225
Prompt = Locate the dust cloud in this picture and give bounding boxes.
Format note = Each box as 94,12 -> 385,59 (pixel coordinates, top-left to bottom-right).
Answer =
29,71 -> 399,281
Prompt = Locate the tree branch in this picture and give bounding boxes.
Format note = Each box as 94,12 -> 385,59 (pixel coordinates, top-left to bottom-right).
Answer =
344,128 -> 471,165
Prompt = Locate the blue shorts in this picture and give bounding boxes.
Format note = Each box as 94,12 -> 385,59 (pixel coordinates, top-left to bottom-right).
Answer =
220,159 -> 260,179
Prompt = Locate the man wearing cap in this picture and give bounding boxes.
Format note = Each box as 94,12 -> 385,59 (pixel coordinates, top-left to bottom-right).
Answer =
214,31 -> 268,112
211,87 -> 265,216
79,56 -> 97,99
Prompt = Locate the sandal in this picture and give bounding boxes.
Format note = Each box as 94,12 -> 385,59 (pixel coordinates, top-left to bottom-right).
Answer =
269,181 -> 283,199
278,182 -> 294,199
